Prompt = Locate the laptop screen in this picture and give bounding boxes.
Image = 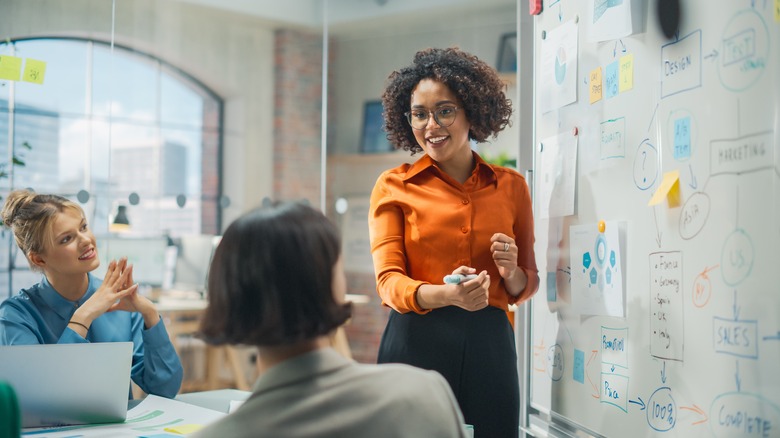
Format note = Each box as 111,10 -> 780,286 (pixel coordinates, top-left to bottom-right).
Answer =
0,342 -> 133,428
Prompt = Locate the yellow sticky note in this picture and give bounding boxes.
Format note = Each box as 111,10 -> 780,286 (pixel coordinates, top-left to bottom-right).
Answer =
22,58 -> 46,84
589,67 -> 603,104
648,170 -> 681,207
775,0 -> 779,22
619,53 -> 634,93
163,424 -> 204,435
0,55 -> 23,81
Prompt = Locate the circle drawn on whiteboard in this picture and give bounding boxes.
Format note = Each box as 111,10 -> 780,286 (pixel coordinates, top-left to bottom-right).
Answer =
679,192 -> 710,240
554,47 -> 567,85
633,140 -> 658,190
709,393 -> 780,438
720,228 -> 753,286
547,344 -> 564,381
646,387 -> 677,431
717,9 -> 769,92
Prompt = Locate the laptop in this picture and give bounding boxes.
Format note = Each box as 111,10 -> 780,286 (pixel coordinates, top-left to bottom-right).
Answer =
0,342 -> 133,428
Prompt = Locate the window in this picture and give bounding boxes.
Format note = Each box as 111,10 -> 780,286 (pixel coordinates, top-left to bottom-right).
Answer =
0,38 -> 222,297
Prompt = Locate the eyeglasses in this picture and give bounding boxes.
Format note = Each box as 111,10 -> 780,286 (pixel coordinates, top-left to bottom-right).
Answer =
404,106 -> 459,130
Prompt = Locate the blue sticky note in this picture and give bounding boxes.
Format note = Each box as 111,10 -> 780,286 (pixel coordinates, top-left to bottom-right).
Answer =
546,272 -> 557,302
605,61 -> 619,99
573,349 -> 585,383
673,116 -> 691,160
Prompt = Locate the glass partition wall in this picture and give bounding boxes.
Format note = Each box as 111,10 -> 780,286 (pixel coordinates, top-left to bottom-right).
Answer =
324,0 -> 519,364
0,0 -> 519,383
0,0 -> 297,297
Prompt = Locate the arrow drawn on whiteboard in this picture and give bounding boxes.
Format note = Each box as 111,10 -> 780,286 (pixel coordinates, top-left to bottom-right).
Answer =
733,290 -> 741,320
661,361 -> 667,384
763,331 -> 780,341
629,397 -> 646,410
558,3 -> 562,21
680,404 -> 708,425
704,49 -> 719,60
648,103 -> 659,133
652,208 -> 663,248
688,164 -> 698,189
533,338 -> 547,373
612,39 -> 627,58
586,350 -> 600,398
735,360 -> 742,392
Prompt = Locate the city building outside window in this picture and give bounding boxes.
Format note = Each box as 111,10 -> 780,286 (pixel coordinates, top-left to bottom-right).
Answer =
0,38 -> 222,298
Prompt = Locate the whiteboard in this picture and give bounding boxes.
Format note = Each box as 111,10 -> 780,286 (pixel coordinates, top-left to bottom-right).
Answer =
528,0 -> 780,437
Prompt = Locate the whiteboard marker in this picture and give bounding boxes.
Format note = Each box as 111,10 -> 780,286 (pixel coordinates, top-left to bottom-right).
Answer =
443,274 -> 478,284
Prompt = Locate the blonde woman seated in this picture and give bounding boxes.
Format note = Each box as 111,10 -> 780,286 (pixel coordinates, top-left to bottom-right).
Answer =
195,202 -> 468,438
0,190 -> 182,398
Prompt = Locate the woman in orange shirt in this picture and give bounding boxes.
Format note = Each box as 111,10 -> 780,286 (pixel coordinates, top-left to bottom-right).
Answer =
369,47 -> 539,438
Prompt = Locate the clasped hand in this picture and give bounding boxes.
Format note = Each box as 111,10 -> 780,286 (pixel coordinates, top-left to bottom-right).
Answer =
77,257 -> 158,327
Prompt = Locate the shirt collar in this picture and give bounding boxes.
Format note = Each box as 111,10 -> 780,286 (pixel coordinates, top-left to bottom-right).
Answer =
402,151 -> 498,186
251,347 -> 353,395
36,274 -> 97,320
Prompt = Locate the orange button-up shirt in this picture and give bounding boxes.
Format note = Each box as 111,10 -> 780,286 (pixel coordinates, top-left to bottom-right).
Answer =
369,152 -> 539,314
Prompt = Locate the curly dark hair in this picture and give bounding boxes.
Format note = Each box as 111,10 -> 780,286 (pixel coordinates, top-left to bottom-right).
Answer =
381,47 -> 512,155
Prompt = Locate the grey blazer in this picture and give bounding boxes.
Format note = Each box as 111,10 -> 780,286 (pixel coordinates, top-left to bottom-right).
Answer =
194,347 -> 468,438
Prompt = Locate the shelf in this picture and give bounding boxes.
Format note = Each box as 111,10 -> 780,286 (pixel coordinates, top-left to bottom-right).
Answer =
499,72 -> 517,87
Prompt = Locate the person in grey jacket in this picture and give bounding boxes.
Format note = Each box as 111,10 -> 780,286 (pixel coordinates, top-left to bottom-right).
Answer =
194,201 -> 468,438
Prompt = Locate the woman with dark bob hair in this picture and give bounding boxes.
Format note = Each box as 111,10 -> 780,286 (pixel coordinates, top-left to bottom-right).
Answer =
369,47 -> 539,437
195,202 -> 468,438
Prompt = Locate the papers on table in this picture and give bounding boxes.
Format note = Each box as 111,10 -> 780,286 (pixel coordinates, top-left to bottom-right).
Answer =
22,395 -> 225,437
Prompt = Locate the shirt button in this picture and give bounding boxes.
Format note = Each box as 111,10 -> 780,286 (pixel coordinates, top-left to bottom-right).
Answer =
461,226 -> 469,233
462,199 -> 469,205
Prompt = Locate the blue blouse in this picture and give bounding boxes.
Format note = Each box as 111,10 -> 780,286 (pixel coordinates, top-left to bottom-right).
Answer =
0,273 -> 183,398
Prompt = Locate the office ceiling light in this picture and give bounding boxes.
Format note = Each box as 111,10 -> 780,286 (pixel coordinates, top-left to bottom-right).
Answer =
110,205 -> 130,233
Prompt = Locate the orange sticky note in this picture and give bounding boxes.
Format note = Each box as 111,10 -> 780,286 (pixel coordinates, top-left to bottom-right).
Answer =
163,424 -> 204,435
0,55 -> 23,81
589,67 -> 603,104
648,170 -> 681,207
619,53 -> 634,93
22,58 -> 46,84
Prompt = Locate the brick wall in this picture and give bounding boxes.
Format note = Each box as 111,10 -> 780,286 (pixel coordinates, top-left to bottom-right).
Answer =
273,29 -> 324,205
343,272 -> 390,364
273,30 -> 387,364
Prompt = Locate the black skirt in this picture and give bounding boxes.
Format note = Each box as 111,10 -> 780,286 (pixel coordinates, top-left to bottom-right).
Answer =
378,305 -> 519,438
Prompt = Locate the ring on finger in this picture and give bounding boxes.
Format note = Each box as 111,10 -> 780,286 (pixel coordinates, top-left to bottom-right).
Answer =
503,242 -> 510,252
